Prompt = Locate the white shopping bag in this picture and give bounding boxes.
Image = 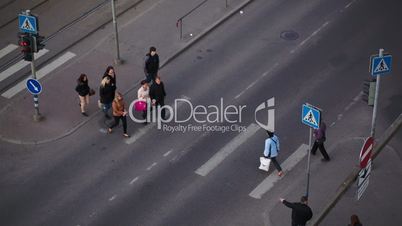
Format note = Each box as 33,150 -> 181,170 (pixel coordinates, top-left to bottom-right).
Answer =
259,157 -> 271,172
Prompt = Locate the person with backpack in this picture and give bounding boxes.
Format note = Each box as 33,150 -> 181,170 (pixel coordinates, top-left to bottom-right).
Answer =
264,130 -> 283,176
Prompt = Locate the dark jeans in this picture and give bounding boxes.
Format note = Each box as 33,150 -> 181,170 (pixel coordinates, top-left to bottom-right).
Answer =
270,157 -> 282,172
102,102 -> 112,116
110,115 -> 127,133
311,141 -> 330,160
146,73 -> 157,83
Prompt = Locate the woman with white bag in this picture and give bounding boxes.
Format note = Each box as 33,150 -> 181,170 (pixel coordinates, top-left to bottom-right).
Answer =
260,130 -> 283,177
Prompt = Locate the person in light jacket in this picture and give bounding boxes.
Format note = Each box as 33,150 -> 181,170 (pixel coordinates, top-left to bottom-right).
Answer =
137,80 -> 150,124
264,130 -> 283,176
108,92 -> 129,138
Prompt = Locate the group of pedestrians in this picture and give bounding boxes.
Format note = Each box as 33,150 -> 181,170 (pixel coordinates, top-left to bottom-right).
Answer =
74,46 -> 166,138
261,119 -> 332,225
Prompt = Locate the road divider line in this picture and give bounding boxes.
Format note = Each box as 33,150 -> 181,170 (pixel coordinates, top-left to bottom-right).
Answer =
163,149 -> 173,157
108,195 -> 117,201
0,44 -> 18,59
146,162 -> 157,171
129,176 -> 139,185
0,49 -> 49,82
249,144 -> 309,199
1,51 -> 76,99
195,123 -> 260,176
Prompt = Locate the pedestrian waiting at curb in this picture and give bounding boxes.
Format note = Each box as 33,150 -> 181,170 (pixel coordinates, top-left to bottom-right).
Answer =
144,46 -> 159,84
348,214 -> 363,226
108,92 -> 129,138
150,75 -> 167,120
99,76 -> 116,119
75,73 -> 93,117
137,80 -> 150,124
311,120 -> 331,161
264,130 -> 284,177
103,65 -> 117,87
280,196 -> 313,226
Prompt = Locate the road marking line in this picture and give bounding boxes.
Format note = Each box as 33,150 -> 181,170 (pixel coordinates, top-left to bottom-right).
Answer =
1,51 -> 76,99
109,195 -> 117,201
290,21 -> 329,54
146,162 -> 157,171
249,144 -> 309,199
0,44 -> 18,59
0,49 -> 49,82
345,0 -> 354,9
195,123 -> 261,176
125,95 -> 191,145
163,149 -> 173,157
129,176 -> 139,185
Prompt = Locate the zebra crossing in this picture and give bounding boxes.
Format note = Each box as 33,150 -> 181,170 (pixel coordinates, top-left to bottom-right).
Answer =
0,43 -> 76,99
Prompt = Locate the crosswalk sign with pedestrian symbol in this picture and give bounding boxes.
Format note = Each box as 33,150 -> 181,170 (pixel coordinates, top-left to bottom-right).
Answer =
302,104 -> 321,129
18,14 -> 38,34
371,55 -> 392,76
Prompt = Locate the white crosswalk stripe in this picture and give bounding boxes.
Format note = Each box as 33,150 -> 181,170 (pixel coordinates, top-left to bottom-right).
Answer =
1,51 -> 76,99
195,123 -> 261,176
249,144 -> 309,199
0,49 -> 49,82
0,44 -> 18,59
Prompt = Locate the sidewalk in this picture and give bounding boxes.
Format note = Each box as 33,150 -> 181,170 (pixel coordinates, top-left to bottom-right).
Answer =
268,100 -> 402,226
0,0 -> 251,144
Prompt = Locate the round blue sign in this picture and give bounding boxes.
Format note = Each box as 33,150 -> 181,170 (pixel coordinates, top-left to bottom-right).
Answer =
26,78 -> 42,95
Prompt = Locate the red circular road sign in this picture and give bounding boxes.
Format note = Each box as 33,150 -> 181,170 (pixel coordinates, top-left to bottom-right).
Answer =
360,137 -> 374,169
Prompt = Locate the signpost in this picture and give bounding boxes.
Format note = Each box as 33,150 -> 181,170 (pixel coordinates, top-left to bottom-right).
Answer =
357,137 -> 374,200
369,49 -> 392,139
18,10 -> 43,121
302,103 -> 322,197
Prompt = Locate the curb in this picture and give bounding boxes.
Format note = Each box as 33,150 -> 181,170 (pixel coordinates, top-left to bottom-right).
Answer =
0,0 -> 254,145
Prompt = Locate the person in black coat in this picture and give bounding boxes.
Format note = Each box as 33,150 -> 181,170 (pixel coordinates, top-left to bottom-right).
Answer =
102,65 -> 117,87
144,46 -> 159,83
280,196 -> 313,226
75,73 -> 90,116
99,76 -> 116,119
149,75 -> 167,119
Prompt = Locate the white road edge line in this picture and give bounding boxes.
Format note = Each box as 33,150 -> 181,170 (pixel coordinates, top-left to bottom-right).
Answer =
109,195 -> 117,201
146,162 -> 157,171
0,49 -> 49,82
163,149 -> 173,157
0,44 -> 18,59
195,123 -> 261,176
129,176 -> 139,185
290,21 -> 329,54
1,51 -> 76,99
249,144 -> 309,199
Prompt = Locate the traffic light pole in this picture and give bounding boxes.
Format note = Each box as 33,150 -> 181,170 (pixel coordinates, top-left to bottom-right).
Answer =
370,48 -> 383,139
111,0 -> 122,64
30,39 -> 42,122
306,127 -> 313,198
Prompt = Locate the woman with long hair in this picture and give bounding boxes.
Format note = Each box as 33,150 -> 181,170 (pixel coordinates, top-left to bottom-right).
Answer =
108,92 -> 129,137
99,76 -> 116,119
75,73 -> 90,116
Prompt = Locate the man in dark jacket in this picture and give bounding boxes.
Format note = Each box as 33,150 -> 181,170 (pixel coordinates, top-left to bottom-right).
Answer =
149,76 -> 166,119
144,46 -> 159,83
311,120 -> 330,161
280,196 -> 313,226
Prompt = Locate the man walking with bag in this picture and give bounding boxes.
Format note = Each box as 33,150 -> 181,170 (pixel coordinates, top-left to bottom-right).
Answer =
263,130 -> 283,176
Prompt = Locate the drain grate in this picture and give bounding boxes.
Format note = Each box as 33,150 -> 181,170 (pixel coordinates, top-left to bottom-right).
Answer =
280,30 -> 299,40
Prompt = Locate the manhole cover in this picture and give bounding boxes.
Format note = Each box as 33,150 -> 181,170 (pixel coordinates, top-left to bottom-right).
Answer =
280,30 -> 299,40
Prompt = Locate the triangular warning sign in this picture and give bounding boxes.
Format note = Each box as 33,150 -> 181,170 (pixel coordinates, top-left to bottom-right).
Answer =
21,18 -> 35,31
374,58 -> 389,73
303,110 -> 318,126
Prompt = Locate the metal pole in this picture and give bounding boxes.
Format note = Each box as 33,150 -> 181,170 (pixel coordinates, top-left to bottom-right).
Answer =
111,0 -> 122,64
180,19 -> 183,40
370,48 -> 383,138
306,127 -> 313,197
30,43 -> 42,122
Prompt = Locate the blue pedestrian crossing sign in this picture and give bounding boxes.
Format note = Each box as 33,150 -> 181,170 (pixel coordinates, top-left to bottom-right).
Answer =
302,104 -> 321,129
26,78 -> 42,95
371,55 -> 392,76
19,14 -> 38,34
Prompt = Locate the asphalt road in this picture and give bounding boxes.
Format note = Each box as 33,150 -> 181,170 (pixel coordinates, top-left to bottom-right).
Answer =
1,0 -> 401,225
